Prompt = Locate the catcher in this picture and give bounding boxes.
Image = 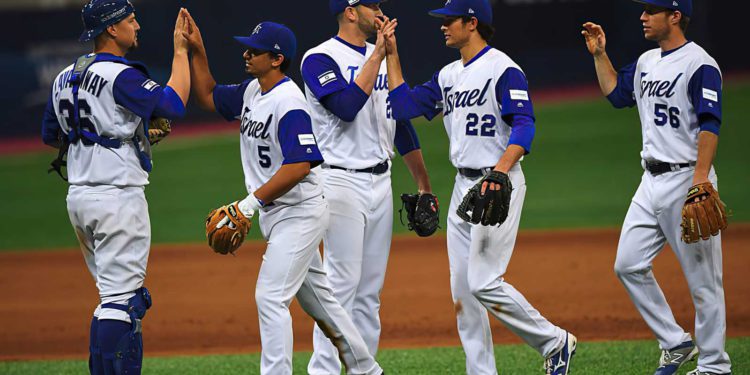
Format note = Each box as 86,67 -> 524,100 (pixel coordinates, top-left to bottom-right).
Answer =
185,12 -> 383,375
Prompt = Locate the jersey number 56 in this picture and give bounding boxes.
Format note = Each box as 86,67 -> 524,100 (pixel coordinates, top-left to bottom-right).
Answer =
654,104 -> 681,128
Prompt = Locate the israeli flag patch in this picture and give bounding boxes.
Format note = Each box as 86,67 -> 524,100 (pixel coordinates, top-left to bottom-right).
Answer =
318,71 -> 337,86
298,134 -> 316,145
142,80 -> 159,91
702,88 -> 718,102
509,89 -> 529,101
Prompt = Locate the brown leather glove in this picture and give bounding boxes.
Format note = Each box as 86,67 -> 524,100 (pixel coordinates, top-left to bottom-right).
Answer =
205,201 -> 252,255
148,117 -> 172,145
680,182 -> 728,243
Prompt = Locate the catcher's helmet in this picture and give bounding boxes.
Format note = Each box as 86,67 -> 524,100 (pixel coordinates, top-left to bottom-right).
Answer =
79,0 -> 135,42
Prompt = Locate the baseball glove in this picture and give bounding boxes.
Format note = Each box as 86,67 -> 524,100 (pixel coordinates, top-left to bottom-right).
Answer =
148,117 -> 172,145
456,171 -> 512,226
680,182 -> 728,243
399,193 -> 440,237
205,201 -> 251,255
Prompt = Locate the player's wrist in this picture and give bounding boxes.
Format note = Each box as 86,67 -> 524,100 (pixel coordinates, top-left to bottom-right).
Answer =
238,193 -> 262,218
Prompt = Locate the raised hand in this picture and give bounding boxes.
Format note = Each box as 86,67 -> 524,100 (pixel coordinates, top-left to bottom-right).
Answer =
581,22 -> 607,56
373,15 -> 391,60
378,16 -> 398,56
181,8 -> 206,54
173,8 -> 189,54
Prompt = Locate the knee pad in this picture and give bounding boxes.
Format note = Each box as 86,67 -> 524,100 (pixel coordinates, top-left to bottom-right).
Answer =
100,288 -> 152,375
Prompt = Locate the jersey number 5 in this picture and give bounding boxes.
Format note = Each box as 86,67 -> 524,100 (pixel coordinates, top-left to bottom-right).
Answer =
258,145 -> 271,168
654,104 -> 680,128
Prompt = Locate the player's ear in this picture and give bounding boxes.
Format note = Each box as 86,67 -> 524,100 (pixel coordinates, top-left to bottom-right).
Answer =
104,24 -> 117,39
670,11 -> 682,26
343,7 -> 357,23
272,54 -> 285,70
467,17 -> 478,31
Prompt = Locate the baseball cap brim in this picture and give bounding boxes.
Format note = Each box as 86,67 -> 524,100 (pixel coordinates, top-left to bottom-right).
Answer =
631,0 -> 675,10
233,36 -> 269,52
428,7 -> 467,19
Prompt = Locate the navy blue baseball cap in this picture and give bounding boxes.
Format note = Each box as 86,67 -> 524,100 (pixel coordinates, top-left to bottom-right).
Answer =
633,0 -> 692,17
79,0 -> 135,42
329,0 -> 383,16
234,22 -> 297,60
429,0 -> 493,25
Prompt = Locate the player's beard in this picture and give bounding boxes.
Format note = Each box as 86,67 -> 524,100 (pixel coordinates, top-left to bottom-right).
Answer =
356,10 -> 378,38
127,33 -> 139,52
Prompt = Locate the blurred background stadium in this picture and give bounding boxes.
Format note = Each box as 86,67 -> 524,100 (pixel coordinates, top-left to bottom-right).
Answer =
1,1 -> 748,373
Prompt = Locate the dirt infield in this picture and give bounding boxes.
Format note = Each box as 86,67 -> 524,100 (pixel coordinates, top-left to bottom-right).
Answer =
1,225 -> 748,361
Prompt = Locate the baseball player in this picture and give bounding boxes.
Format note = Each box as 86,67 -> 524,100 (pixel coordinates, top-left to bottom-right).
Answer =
41,2 -> 190,374
582,1 -> 730,374
300,1 -> 433,373
182,11 -> 384,375
381,0 -> 576,374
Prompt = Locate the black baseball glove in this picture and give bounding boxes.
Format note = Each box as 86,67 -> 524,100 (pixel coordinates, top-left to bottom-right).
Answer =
456,171 -> 512,226
399,193 -> 440,237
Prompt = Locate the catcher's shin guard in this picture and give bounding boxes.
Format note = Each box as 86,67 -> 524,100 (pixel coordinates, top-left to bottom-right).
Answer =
100,288 -> 152,374
89,316 -> 105,375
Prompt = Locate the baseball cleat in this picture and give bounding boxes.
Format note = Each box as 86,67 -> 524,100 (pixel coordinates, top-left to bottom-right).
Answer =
654,339 -> 699,375
544,331 -> 576,375
685,371 -> 731,375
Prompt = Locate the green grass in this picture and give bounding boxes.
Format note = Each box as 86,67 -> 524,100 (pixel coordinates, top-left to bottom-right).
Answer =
1,83 -> 748,250
1,337 -> 748,374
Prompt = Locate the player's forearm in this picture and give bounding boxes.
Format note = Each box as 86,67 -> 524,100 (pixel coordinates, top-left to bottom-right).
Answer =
166,51 -> 191,106
386,51 -> 405,90
354,54 -> 383,96
189,48 -> 218,111
402,150 -> 432,194
494,145 -> 525,174
692,131 -> 719,185
253,162 -> 311,204
592,52 -> 618,96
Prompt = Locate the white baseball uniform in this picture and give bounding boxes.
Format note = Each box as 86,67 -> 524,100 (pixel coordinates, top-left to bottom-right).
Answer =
43,54 -> 164,322
300,37 -> 400,375
388,46 -> 568,375
607,41 -> 730,374
212,76 -> 382,375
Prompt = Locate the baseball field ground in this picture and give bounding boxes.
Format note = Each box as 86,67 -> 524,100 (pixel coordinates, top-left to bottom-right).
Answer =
1,81 -> 748,373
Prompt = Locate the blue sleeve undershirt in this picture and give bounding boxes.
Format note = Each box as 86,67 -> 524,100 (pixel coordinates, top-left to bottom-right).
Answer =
394,120 -> 421,156
506,114 -> 536,154
113,68 -> 167,120
495,68 -> 536,153
152,86 -> 185,119
606,61 -> 637,108
388,71 -> 443,121
301,53 -> 369,122
212,79 -> 253,121
277,109 -> 324,167
687,65 -> 722,135
320,85 -> 369,122
41,90 -> 62,146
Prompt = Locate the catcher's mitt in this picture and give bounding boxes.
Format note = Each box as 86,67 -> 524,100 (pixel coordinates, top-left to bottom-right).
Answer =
456,171 -> 512,226
205,202 -> 251,255
399,193 -> 440,237
680,182 -> 728,243
148,117 -> 172,145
